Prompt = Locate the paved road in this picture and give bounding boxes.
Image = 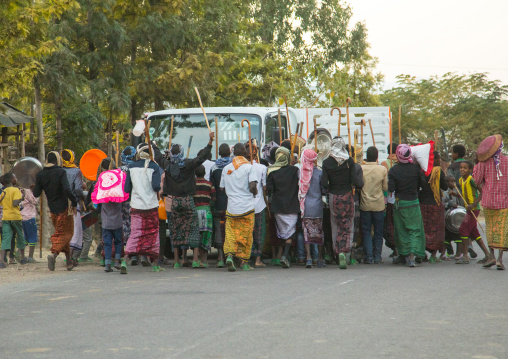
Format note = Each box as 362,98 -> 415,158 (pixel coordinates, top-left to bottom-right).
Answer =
1,249 -> 507,359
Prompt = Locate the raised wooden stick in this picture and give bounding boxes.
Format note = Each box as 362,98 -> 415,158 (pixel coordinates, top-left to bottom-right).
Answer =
277,108 -> 283,144
434,130 -> 439,151
354,129 -> 358,162
242,119 -> 253,165
453,184 -> 485,233
283,95 -> 292,138
360,119 -> 366,149
186,135 -> 193,158
398,105 -> 402,143
215,117 -> 218,159
194,87 -> 212,132
368,119 -> 376,147
346,97 -> 352,156
291,123 -> 300,159
331,107 -> 342,137
168,115 -> 174,151
313,118 -> 318,165
144,119 -> 154,161
299,121 -> 304,137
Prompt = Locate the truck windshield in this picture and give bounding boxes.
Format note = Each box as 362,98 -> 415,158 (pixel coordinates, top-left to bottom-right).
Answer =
149,113 -> 262,159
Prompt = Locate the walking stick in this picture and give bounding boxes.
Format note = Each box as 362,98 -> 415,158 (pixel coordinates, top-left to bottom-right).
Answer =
168,115 -> 174,151
115,130 -> 120,166
398,105 -> 402,143
313,118 -> 318,165
186,135 -> 193,159
360,119 -> 366,149
346,97 -> 352,156
354,129 -> 358,162
368,119 -> 376,147
283,95 -> 292,139
215,117 -> 218,160
299,121 -> 304,137
290,123 -> 300,159
331,107 -> 342,137
453,184 -> 486,233
238,132 -> 241,143
277,108 -> 283,144
241,119 -> 253,165
194,87 -> 212,132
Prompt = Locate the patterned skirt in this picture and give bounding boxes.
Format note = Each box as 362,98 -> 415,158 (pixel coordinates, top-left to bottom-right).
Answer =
224,210 -> 255,261
329,192 -> 354,254
251,210 -> 266,257
196,205 -> 213,251
125,208 -> 159,260
393,199 -> 426,257
50,210 -> 74,255
484,208 -> 508,250
420,203 -> 445,252
170,196 -> 200,248
384,203 -> 395,249
302,217 -> 324,245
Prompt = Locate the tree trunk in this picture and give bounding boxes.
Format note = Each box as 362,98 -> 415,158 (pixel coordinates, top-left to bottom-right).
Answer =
107,112 -> 113,157
34,76 -> 45,163
29,99 -> 35,144
55,98 -> 63,152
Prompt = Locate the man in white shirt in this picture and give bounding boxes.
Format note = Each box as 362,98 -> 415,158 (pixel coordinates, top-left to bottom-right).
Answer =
245,142 -> 267,267
220,143 -> 258,271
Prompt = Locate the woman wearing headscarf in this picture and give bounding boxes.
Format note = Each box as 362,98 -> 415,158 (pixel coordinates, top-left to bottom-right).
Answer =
388,144 -> 425,267
61,149 -> 84,266
419,151 -> 447,263
473,134 -> 508,270
267,147 -> 300,268
322,138 -> 360,269
33,151 -> 78,271
154,132 -> 214,269
122,143 -> 162,273
298,148 -> 325,268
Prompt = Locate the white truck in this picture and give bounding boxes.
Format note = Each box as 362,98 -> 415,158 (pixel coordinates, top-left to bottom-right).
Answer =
147,106 -> 392,161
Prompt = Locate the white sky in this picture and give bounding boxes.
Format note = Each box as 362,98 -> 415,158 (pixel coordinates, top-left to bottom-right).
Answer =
349,0 -> 508,89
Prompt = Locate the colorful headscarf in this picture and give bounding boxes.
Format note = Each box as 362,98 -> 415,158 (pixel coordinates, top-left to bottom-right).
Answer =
227,156 -> 250,175
121,146 -> 136,165
61,149 -> 77,168
267,147 -> 290,175
493,142 -> 504,180
298,149 -> 318,216
213,157 -> 233,171
166,144 -> 186,181
396,144 -> 413,164
262,141 -> 279,164
45,151 -> 62,168
329,138 -> 349,165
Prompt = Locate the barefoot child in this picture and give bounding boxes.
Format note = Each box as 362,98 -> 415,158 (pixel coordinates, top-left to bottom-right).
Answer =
193,165 -> 215,268
0,173 -> 26,268
456,161 -> 490,264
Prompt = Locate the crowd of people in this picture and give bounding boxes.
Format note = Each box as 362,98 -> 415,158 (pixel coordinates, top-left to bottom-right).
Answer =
0,131 -> 507,272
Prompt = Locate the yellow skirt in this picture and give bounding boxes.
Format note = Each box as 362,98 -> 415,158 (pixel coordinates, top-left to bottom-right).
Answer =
224,210 -> 255,261
484,208 -> 508,250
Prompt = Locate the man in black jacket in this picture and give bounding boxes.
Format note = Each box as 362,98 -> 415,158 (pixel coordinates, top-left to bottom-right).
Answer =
33,151 -> 78,271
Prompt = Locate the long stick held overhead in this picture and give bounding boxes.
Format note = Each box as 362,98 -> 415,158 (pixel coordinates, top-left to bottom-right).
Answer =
168,115 -> 174,151
283,95 -> 292,137
242,119 -> 253,165
186,135 -> 193,159
331,107 -> 342,137
360,119 -> 365,149
346,97 -> 352,156
277,108 -> 283,144
398,105 -> 402,143
215,117 -> 218,159
115,130 -> 120,166
313,118 -> 318,165
144,119 -> 154,161
368,119 -> 376,147
194,87 -> 212,132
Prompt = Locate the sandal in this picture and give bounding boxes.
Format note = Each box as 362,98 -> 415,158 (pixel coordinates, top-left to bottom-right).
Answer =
455,258 -> 469,264
483,259 -> 497,268
477,257 -> 489,264
216,261 -> 224,268
496,262 -> 505,271
254,263 -> 266,268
